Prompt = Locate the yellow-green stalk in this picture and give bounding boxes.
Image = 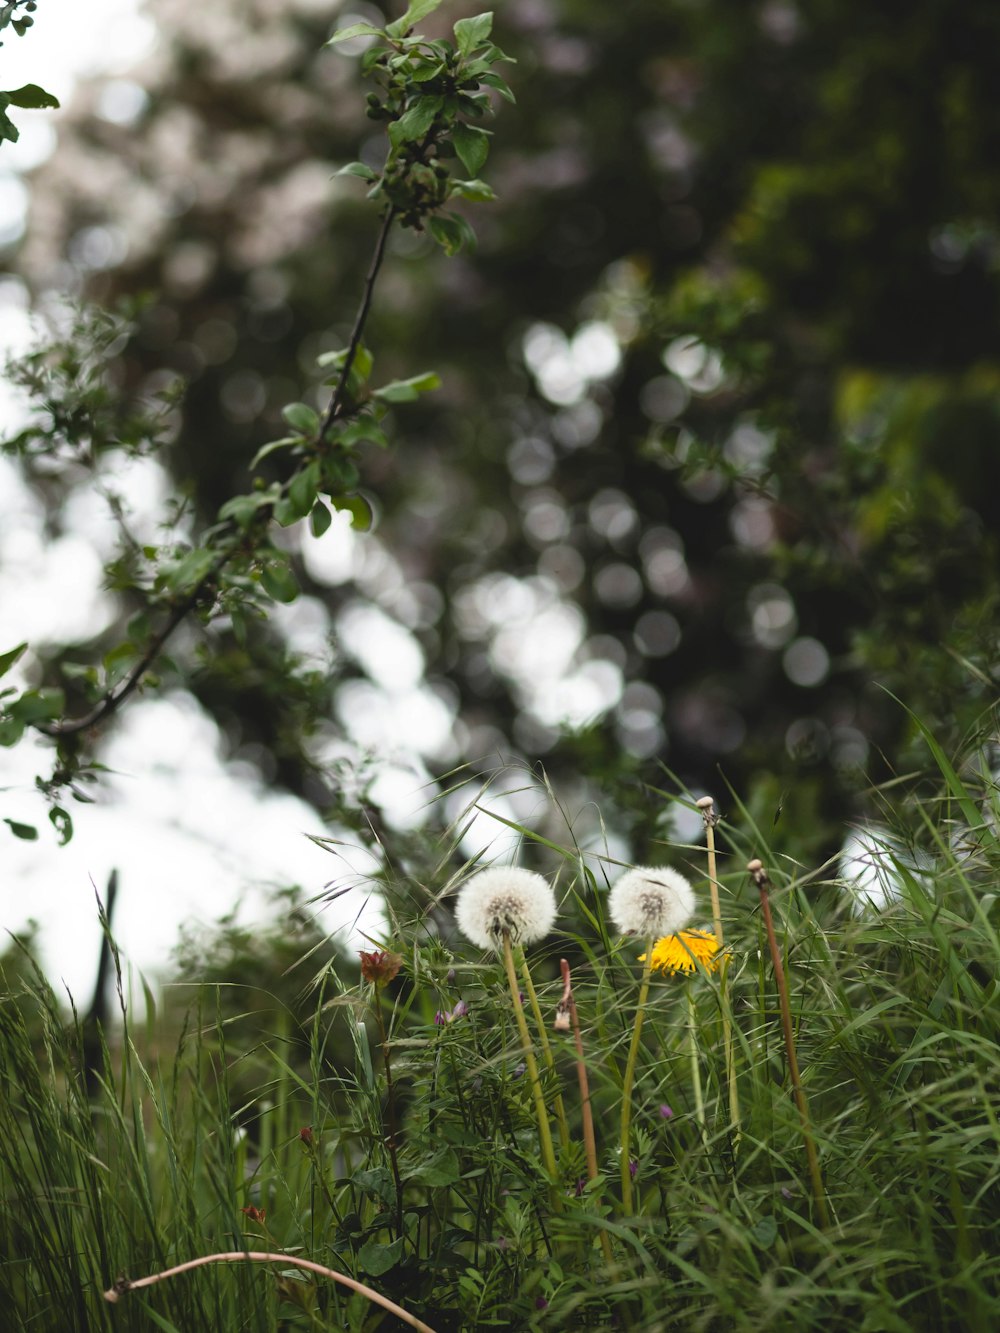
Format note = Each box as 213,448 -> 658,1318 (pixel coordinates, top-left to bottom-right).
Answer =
501,930 -> 560,1196
748,858 -> 830,1229
699,795 -> 741,1141
519,952 -> 571,1150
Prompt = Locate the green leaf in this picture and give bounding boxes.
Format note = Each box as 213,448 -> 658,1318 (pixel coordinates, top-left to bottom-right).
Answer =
389,95 -> 443,148
352,1166 -> 395,1206
332,494 -> 373,531
0,642 -> 27,679
454,12 -> 493,57
410,1146 -> 461,1186
10,688 -> 65,723
357,1237 -> 404,1277
282,402 -> 320,436
309,501 -> 332,537
260,559 -> 300,604
49,807 -> 73,846
479,71 -> 516,103
326,22 -> 384,46
386,0 -> 443,38
429,211 -> 477,256
336,161 -> 377,181
4,819 -> 38,841
288,461 -> 321,520
373,372 -> 441,403
0,105 -> 18,144
218,492 -> 271,527
165,547 -> 216,594
340,417 -> 389,449
750,1215 -> 778,1248
0,716 -> 25,746
449,178 -> 496,202
4,84 -> 60,110
250,437 -> 298,470
451,122 -> 490,176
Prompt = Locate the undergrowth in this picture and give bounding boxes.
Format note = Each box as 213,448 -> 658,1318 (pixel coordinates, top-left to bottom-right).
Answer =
3,735 -> 1000,1332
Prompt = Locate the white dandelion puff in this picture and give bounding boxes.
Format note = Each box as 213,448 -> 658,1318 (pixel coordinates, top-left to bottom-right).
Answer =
455,867 -> 557,952
608,865 -> 695,937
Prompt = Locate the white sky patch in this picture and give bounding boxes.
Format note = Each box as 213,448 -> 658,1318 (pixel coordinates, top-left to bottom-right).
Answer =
1,694 -> 386,999
338,600 -> 424,691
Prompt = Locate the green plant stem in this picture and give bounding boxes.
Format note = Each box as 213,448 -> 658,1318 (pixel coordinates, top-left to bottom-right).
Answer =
372,994 -> 404,1237
501,932 -> 559,1199
700,795 -> 741,1143
103,1252 -> 439,1332
688,987 -> 707,1144
620,939 -> 653,1215
519,953 -> 570,1150
750,859 -> 830,1229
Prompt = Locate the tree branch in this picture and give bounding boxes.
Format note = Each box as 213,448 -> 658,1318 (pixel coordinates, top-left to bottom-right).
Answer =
320,205 -> 397,435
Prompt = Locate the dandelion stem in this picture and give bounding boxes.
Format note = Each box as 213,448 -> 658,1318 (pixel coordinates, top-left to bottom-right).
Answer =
749,859 -> 830,1229
519,952 -> 571,1150
560,959 -> 614,1264
620,938 -> 653,1215
501,931 -> 559,1198
699,795 -> 741,1143
103,1252 -> 438,1331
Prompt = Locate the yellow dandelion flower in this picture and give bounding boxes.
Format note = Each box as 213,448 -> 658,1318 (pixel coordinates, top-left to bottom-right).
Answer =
640,930 -> 722,976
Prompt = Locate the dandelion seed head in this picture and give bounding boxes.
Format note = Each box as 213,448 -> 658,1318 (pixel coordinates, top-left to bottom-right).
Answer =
608,865 -> 695,936
455,866 -> 557,951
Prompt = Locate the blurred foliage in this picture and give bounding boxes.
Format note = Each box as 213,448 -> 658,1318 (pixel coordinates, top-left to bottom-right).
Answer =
4,0 -> 1000,863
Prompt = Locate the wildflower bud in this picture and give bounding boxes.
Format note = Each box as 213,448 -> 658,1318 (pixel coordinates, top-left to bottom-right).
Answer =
446,967 -> 457,983
553,1005 -> 571,1032
609,865 -> 694,937
434,1010 -> 447,1026
512,1060 -> 526,1079
659,1104 -> 673,1119
299,1125 -> 314,1144
359,949 -> 403,987
451,999 -> 469,1020
697,794 -> 718,827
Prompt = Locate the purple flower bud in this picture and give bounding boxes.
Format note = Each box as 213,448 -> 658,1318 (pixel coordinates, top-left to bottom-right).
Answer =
434,1011 -> 447,1027
513,1061 -> 526,1079
781,1186 -> 793,1200
629,1159 -> 638,1179
451,999 -> 469,1019
535,1297 -> 549,1310
659,1103 -> 673,1119
446,967 -> 457,983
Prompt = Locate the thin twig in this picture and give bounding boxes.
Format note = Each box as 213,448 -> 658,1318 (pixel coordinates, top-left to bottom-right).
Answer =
520,955 -> 571,1149
103,1251 -> 439,1332
320,206 -> 397,435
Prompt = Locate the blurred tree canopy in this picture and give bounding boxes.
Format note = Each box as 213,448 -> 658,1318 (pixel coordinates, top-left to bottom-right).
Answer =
6,0 -> 1000,864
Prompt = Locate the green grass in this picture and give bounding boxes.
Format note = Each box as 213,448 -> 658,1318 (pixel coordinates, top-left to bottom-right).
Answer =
3,738 -> 1000,1331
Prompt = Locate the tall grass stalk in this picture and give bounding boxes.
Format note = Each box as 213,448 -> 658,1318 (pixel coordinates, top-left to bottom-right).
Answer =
519,955 -> 571,1149
700,794 -> 741,1141
749,857 -> 830,1229
500,931 -> 559,1193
